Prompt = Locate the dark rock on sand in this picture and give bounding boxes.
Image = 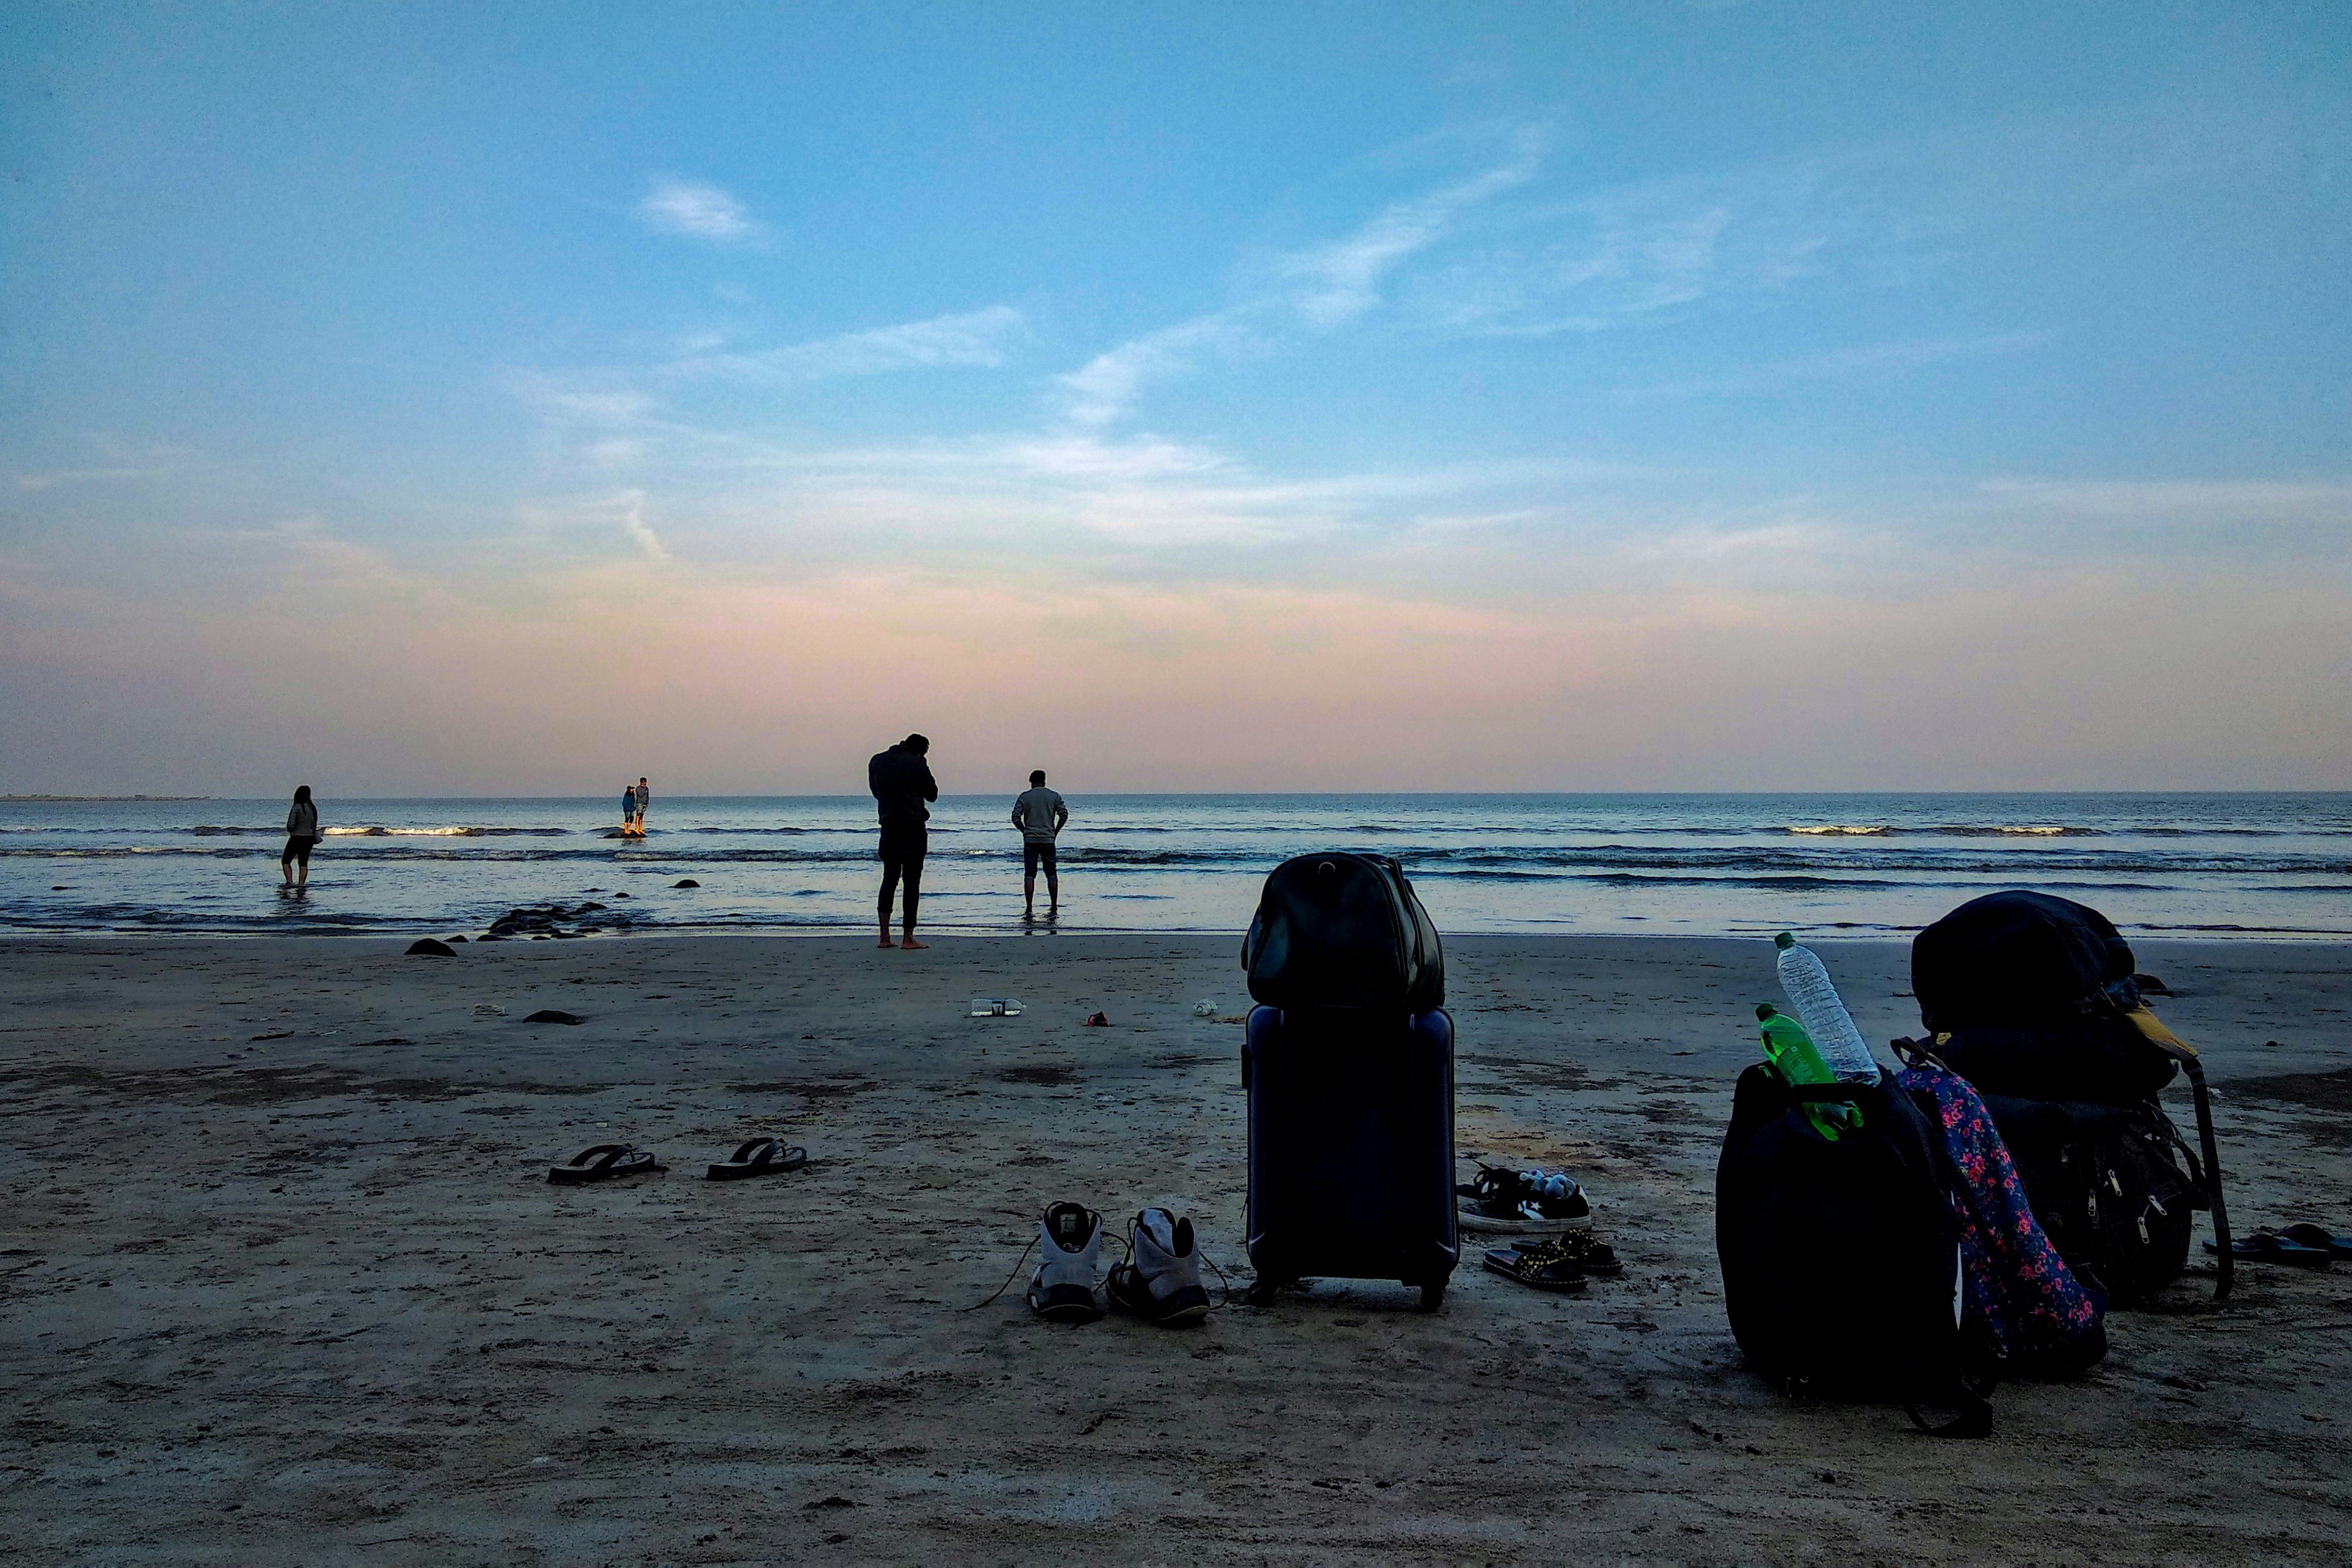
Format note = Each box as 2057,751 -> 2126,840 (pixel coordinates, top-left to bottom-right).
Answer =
405,938 -> 456,958
523,1009 -> 585,1026
447,935 -> 468,942
674,879 -> 700,888
485,902 -> 613,939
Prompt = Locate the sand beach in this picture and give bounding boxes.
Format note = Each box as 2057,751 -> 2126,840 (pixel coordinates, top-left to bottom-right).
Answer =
4,932 -> 2348,1563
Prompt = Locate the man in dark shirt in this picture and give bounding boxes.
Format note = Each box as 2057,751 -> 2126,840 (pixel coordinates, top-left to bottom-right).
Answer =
867,733 -> 938,949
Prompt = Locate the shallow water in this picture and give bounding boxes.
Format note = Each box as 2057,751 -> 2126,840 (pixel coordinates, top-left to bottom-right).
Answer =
2,792 -> 2346,939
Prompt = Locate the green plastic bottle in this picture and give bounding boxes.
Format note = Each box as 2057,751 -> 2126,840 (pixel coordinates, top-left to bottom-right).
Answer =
1755,1003 -> 1862,1140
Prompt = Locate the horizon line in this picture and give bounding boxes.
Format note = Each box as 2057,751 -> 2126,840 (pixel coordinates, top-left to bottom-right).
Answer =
8,788 -> 2349,803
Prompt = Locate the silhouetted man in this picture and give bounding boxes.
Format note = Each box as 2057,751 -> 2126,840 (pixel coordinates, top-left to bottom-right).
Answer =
868,733 -> 938,949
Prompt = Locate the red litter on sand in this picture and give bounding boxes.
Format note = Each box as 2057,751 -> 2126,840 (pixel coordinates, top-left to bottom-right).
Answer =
1084,1011 -> 1110,1027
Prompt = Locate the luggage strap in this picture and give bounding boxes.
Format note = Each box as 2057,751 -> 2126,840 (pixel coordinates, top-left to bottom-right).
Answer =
2125,1007 -> 2232,1303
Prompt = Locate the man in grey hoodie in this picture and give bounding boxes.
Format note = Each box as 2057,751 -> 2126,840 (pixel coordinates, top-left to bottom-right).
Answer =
1010,769 -> 1068,921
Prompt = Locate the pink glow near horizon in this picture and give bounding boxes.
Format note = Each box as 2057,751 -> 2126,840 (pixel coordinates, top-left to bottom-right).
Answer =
5,538 -> 2344,794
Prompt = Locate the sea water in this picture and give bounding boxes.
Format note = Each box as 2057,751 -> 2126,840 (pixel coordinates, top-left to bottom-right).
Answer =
1,793 -> 2346,940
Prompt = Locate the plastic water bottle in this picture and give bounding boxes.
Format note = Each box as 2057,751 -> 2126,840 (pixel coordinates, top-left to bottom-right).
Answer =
1755,1004 -> 1861,1140
1773,932 -> 1880,1085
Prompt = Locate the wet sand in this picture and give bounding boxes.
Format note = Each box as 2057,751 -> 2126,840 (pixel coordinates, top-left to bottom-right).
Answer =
3,933 -> 2348,1563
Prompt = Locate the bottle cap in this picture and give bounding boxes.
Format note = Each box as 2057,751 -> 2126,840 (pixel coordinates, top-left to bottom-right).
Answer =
1773,931 -> 1796,950
1754,1002 -> 1778,1021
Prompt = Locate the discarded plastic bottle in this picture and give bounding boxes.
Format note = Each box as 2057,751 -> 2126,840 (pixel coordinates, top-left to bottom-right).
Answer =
1773,932 -> 1880,1085
1755,1003 -> 1862,1140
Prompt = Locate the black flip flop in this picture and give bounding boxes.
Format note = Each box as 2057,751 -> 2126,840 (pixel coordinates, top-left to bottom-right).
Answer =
547,1143 -> 666,1185
1481,1247 -> 1588,1293
2275,1223 -> 2352,1259
706,1138 -> 809,1181
2205,1229 -> 2332,1267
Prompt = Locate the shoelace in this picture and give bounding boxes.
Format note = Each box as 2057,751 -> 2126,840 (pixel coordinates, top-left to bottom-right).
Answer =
963,1217 -> 1128,1312
1113,1219 -> 1240,1312
965,1217 -> 1244,1314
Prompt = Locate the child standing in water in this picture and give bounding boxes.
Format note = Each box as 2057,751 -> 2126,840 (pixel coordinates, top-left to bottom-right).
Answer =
620,781 -> 639,835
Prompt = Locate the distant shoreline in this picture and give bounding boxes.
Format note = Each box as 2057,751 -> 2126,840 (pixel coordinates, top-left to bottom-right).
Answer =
1,794 -> 216,801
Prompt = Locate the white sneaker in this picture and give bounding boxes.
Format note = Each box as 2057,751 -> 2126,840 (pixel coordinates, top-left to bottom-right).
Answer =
1026,1201 -> 1105,1323
1106,1207 -> 1212,1325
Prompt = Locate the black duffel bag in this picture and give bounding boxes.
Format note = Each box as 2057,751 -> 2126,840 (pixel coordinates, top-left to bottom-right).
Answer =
1915,889 -> 2175,1102
1242,852 -> 1443,1013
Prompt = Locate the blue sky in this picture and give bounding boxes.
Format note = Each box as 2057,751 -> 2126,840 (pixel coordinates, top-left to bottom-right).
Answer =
3,2 -> 2347,793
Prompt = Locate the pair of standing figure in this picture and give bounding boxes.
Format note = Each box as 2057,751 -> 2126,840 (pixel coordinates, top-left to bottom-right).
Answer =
867,735 -> 1067,947
619,777 -> 650,834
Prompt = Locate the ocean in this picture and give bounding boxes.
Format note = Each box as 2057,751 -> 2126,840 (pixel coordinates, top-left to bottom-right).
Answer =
1,793 -> 2346,941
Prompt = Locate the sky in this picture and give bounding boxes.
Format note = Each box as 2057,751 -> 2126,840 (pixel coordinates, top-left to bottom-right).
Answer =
2,1 -> 2347,796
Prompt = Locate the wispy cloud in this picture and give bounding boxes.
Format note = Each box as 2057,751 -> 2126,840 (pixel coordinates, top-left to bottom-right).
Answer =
508,379 -> 657,425
1614,333 -> 2047,398
15,466 -> 156,491
670,305 -> 1023,382
1058,315 -> 1250,428
1056,130 -> 1545,428
637,179 -> 768,244
1278,132 -> 1544,328
617,490 -> 669,561
1965,477 -> 2352,559
1402,112 -> 2252,342
1975,478 -> 2352,516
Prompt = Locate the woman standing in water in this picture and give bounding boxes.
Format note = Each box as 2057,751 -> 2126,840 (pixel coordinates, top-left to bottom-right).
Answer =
281,785 -> 320,893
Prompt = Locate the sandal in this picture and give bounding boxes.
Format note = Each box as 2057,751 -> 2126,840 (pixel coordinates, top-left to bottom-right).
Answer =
1481,1246 -> 1588,1293
706,1138 -> 809,1181
547,1144 -> 665,1185
1509,1232 -> 1623,1276
1455,1163 -> 1592,1233
2275,1223 -> 2352,1259
2204,1229 -> 2333,1267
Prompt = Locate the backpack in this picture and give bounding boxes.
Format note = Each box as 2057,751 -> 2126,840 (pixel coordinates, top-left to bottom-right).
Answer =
1910,891 -> 2233,1303
1967,1091 -> 2211,1305
1241,853 -> 1444,1013
1716,1066 -> 1997,1435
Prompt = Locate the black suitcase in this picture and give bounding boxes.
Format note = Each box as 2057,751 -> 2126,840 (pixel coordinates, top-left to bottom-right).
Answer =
1242,1004 -> 1458,1311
